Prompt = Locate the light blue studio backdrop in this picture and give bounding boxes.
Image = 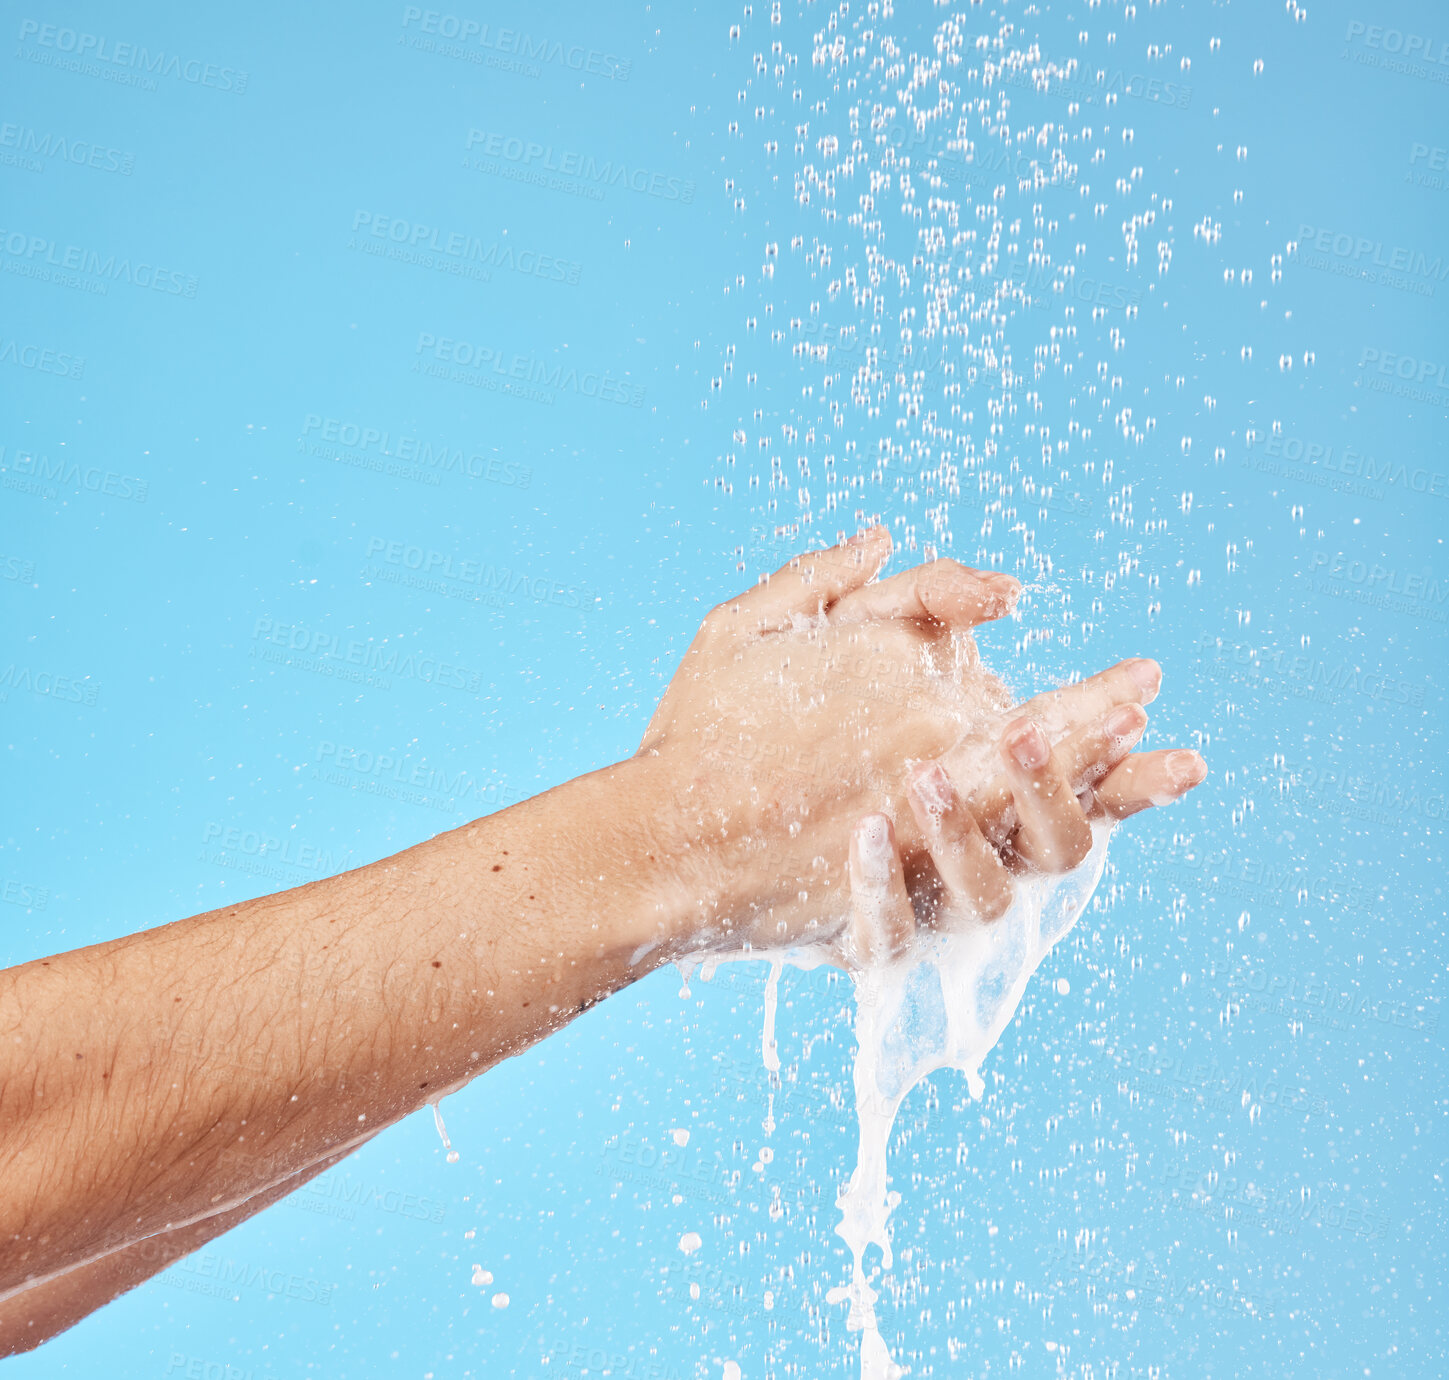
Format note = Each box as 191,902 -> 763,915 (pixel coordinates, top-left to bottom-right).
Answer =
1,0 -> 1445,1376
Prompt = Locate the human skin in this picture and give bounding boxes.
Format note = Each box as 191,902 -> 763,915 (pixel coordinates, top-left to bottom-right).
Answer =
0,528 -> 1204,1352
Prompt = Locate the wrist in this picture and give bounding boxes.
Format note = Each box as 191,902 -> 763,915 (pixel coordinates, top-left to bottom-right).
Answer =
617,750 -> 737,967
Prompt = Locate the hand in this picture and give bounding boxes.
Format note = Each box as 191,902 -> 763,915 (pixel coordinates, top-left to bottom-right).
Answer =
840,714 -> 1207,967
637,527 -> 1199,958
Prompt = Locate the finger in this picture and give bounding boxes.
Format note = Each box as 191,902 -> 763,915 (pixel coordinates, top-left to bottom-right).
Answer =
828,558 -> 1020,630
1094,749 -> 1208,818
720,526 -> 893,633
907,762 -> 1014,922
999,719 -> 1094,872
843,814 -> 916,968
963,702 -> 1149,845
1012,658 -> 1163,737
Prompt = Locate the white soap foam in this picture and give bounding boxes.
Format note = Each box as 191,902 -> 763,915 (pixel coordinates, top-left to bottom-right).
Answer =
692,819 -> 1114,1378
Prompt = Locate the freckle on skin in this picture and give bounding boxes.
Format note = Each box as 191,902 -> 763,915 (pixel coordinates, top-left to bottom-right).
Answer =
431,961 -> 442,968
492,864 -> 503,873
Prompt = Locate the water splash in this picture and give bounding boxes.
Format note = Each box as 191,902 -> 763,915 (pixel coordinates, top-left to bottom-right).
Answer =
762,957 -> 784,1072
696,819 -> 1112,1377
827,821 -> 1112,1375
433,1100 -> 460,1164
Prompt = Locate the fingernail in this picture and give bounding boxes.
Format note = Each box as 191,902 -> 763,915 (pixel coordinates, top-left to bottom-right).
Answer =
909,761 -> 954,815
1128,658 -> 1162,701
1006,721 -> 1050,770
1106,703 -> 1146,739
854,814 -> 895,883
1166,750 -> 1207,791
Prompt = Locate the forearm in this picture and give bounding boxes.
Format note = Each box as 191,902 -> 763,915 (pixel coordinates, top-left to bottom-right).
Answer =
0,1141 -> 360,1355
0,754 -> 695,1298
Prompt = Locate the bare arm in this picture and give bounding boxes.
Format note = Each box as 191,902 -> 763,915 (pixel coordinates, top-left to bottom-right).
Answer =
0,530 -> 1202,1347
0,1140 -> 363,1355
0,756 -> 690,1303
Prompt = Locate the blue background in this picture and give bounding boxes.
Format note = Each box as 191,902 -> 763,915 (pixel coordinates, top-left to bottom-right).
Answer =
2,0 -> 1445,1375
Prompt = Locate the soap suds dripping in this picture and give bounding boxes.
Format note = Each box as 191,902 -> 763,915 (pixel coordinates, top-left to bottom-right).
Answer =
692,820 -> 1113,1378
432,1100 -> 459,1164
761,958 -> 783,1073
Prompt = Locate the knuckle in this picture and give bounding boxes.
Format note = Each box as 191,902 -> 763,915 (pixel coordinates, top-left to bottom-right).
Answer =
923,558 -> 967,591
978,881 -> 1014,922
1060,822 -> 1094,870
694,608 -> 736,651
